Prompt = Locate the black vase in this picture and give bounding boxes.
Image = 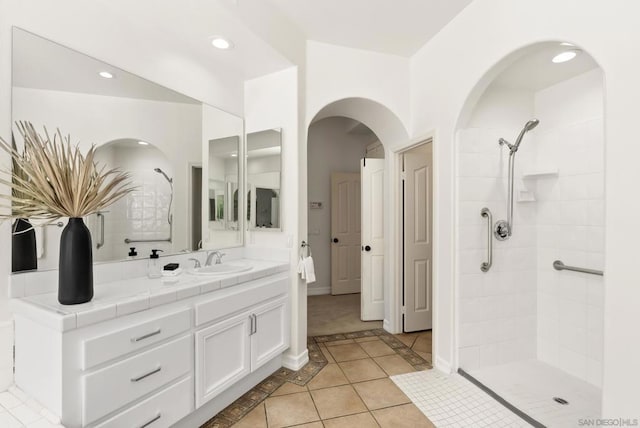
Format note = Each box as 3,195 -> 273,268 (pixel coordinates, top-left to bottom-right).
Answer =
59,217 -> 93,305
11,218 -> 37,272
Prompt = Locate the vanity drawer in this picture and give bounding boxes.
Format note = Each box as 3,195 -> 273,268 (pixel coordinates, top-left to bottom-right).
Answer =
93,376 -> 192,428
83,308 -> 191,369
83,334 -> 191,425
195,273 -> 288,326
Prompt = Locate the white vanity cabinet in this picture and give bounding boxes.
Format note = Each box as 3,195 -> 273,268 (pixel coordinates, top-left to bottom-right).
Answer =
12,265 -> 290,428
195,295 -> 289,407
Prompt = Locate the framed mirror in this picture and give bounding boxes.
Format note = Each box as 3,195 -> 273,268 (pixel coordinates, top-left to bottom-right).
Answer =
246,129 -> 282,230
11,27 -> 244,270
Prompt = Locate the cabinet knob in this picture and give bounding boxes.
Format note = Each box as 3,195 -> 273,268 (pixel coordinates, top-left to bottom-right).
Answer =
333,238 -> 339,243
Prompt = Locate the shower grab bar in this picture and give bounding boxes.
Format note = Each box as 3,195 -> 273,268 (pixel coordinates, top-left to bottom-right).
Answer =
553,260 -> 603,276
480,207 -> 492,272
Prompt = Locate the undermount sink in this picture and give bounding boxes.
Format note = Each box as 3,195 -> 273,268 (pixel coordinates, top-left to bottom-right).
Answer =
189,263 -> 253,276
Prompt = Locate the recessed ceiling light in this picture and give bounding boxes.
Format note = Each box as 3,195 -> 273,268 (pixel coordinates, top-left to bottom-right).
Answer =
231,153 -> 238,157
98,71 -> 114,79
138,141 -> 149,146
552,50 -> 579,63
211,37 -> 233,50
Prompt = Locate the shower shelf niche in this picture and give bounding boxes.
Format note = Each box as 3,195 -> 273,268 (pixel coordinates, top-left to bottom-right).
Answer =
521,168 -> 559,179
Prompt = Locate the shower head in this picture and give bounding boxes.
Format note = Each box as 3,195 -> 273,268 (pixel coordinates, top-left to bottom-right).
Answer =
512,118 -> 540,152
154,168 -> 173,184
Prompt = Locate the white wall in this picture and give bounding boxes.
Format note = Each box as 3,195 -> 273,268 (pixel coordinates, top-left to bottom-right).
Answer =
409,0 -> 639,416
12,87 -> 202,269
0,1 -> 244,390
307,117 -> 374,295
534,69 -> 604,387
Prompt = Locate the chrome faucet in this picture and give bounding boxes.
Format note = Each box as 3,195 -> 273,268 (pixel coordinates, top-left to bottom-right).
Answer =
188,258 -> 201,268
205,251 -> 226,266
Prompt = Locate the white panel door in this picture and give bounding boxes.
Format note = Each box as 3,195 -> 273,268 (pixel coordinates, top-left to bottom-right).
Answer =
361,158 -> 385,321
331,172 -> 361,295
195,313 -> 251,408
403,143 -> 433,332
251,297 -> 289,371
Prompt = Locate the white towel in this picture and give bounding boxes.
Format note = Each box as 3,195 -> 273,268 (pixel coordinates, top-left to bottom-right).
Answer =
303,256 -> 316,284
35,225 -> 44,259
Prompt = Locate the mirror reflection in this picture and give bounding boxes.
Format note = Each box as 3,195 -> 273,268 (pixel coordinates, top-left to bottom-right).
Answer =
89,140 -> 174,262
11,27 -> 243,270
246,129 -> 282,230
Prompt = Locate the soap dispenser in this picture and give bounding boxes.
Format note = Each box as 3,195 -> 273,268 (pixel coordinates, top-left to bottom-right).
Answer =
128,247 -> 138,259
147,249 -> 163,278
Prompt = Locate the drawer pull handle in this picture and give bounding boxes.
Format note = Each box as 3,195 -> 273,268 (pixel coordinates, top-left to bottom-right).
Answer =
131,366 -> 161,382
131,329 -> 162,343
139,413 -> 161,428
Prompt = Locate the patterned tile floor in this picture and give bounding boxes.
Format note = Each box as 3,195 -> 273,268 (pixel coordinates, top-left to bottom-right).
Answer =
202,329 -> 433,427
0,385 -> 64,428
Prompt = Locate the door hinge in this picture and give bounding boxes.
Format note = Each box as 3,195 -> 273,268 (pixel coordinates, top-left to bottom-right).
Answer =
401,171 -> 406,180
401,306 -> 406,315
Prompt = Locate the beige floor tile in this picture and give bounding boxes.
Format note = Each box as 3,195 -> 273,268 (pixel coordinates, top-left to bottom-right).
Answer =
338,359 -> 387,383
374,354 -> 416,376
395,333 -> 419,347
354,336 -> 379,343
327,343 -> 369,362
325,339 -> 356,347
307,364 -> 349,390
323,412 -> 379,428
352,378 -> 410,410
359,340 -> 395,357
372,403 -> 435,428
310,384 -> 367,419
291,423 -> 324,428
270,382 -> 308,397
412,335 -> 432,353
264,392 -> 319,428
233,403 -> 267,428
319,344 -> 336,363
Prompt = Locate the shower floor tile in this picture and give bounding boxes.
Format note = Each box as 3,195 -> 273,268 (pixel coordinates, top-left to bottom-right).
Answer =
391,370 -> 530,427
468,359 -> 601,427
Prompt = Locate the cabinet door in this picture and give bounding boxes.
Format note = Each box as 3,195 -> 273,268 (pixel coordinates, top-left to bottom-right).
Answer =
251,297 -> 289,371
195,312 -> 251,408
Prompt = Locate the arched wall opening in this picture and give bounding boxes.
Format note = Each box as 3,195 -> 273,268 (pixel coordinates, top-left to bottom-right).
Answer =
305,97 -> 410,334
454,41 -> 605,424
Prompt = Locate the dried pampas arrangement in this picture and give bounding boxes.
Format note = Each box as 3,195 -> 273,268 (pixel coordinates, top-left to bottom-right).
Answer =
0,121 -> 135,221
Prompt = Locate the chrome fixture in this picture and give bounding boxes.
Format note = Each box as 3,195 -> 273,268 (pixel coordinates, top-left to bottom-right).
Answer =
553,260 -> 603,276
480,207 -> 493,272
188,258 -> 201,268
205,251 -> 226,266
495,119 -> 539,240
96,212 -> 105,249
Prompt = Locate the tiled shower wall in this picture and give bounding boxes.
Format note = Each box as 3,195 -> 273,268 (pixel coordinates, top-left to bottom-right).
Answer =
534,69 -> 604,387
457,126 -> 538,370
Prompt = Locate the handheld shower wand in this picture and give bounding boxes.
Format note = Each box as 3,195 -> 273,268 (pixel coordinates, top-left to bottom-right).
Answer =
153,168 -> 174,232
495,119 -> 539,240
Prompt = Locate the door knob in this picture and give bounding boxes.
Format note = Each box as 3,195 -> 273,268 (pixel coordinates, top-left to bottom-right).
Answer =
364,245 -> 371,252
333,238 -> 339,243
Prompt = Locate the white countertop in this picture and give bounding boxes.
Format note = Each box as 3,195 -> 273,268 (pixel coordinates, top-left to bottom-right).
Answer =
11,258 -> 289,332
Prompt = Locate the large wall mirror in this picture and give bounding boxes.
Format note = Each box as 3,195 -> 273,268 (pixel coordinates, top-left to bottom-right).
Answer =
11,27 -> 244,270
246,129 -> 282,230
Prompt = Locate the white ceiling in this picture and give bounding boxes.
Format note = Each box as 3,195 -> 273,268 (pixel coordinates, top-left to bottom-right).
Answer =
267,0 -> 473,56
491,42 -> 599,91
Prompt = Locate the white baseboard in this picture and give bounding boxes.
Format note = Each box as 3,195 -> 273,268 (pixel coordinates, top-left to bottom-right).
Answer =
282,349 -> 309,371
307,286 -> 330,296
435,356 -> 453,374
